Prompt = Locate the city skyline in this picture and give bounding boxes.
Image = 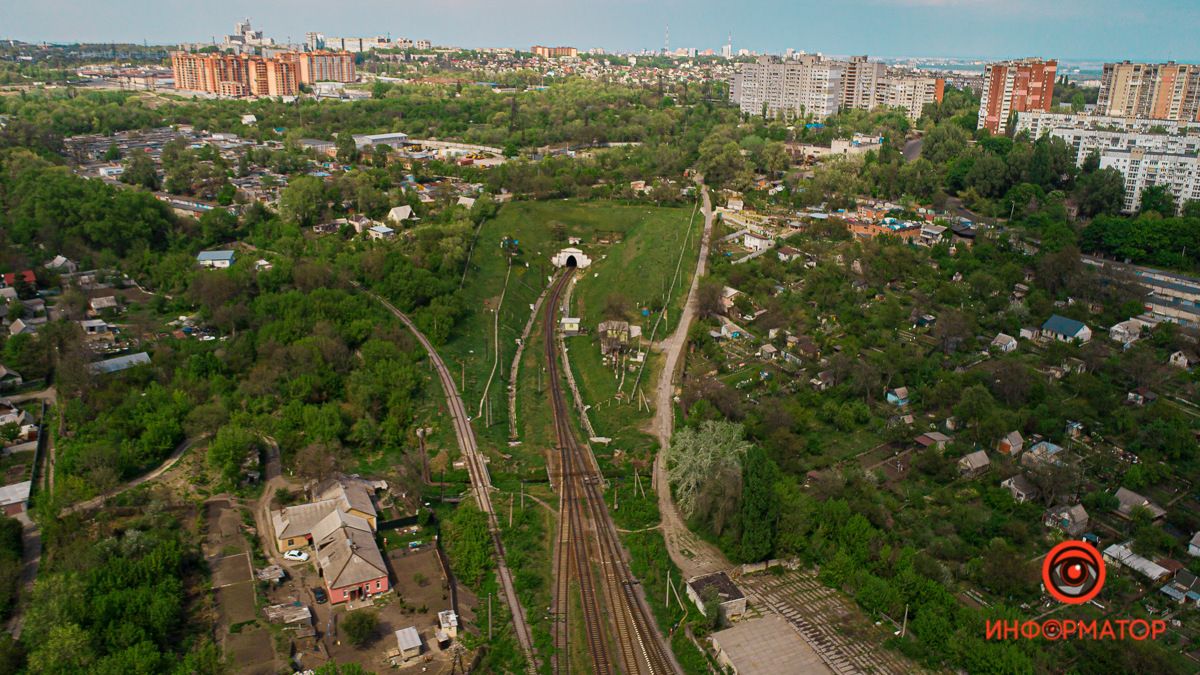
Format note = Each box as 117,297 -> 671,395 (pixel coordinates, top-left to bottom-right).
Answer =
5,0 -> 1200,61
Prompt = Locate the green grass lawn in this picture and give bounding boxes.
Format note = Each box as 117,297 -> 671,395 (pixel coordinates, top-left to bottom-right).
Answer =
443,198 -> 701,475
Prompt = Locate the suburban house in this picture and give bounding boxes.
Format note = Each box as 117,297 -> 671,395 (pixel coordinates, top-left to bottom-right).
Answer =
312,508 -> 390,604
367,224 -> 396,240
1189,532 -> 1200,558
196,250 -> 236,269
0,365 -> 22,391
996,430 -> 1024,456
957,450 -> 991,477
88,296 -> 119,314
0,481 -> 32,516
1113,487 -> 1166,521
1160,569 -> 1200,605
271,475 -> 381,551
387,205 -> 414,224
742,232 -> 773,252
1022,441 -> 1064,468
991,333 -> 1018,353
44,255 -> 78,274
0,270 -> 35,289
1109,319 -> 1146,346
777,246 -> 803,263
720,286 -> 743,312
1103,542 -> 1171,582
685,572 -> 747,623
810,370 -> 834,391
886,387 -> 910,407
915,431 -> 952,450
438,610 -> 459,639
1041,314 -> 1091,343
1044,504 -> 1089,537
1001,474 -> 1040,504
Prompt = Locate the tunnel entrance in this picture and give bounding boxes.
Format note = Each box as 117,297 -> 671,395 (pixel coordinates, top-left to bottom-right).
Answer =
566,255 -> 577,267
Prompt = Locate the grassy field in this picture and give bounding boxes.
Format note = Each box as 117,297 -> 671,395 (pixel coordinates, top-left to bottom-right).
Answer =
442,199 -> 701,473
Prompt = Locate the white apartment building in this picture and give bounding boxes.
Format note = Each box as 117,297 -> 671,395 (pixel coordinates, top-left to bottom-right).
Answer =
841,56 -> 886,110
879,76 -> 944,122
1099,148 -> 1200,214
1015,111 -> 1200,138
1050,128 -> 1200,166
731,56 -> 843,119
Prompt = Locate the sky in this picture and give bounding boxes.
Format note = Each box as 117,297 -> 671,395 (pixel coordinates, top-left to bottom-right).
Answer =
5,0 -> 1200,62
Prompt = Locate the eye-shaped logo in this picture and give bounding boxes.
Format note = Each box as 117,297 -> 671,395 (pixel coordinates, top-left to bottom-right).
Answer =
1042,540 -> 1105,604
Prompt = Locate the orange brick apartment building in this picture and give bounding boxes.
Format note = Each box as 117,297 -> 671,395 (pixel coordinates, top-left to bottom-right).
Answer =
172,50 -> 354,97
977,58 -> 1057,135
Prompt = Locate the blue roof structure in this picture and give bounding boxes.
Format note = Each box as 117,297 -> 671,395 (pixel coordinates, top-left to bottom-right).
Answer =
1042,314 -> 1086,337
197,250 -> 236,263
89,352 -> 151,375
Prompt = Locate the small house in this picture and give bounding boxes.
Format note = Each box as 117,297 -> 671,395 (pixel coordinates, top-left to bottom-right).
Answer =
367,224 -> 396,240
1022,441 -> 1064,468
1188,532 -> 1200,558
196,250 -> 236,269
720,286 -> 743,312
1126,387 -> 1157,407
1114,487 -> 1166,521
810,370 -> 834,391
685,572 -> 747,622
438,610 -> 458,639
88,296 -> 119,313
393,627 -> 423,663
387,205 -> 414,224
1041,314 -> 1091,343
0,365 -> 22,391
1160,569 -> 1200,605
1109,319 -> 1146,346
991,333 -> 1017,353
44,255 -> 77,274
742,232 -> 772,253
957,449 -> 991,477
78,319 -> 110,336
1019,327 -> 1038,340
996,430 -> 1024,455
886,387 -> 910,407
598,320 -> 632,355
777,246 -> 803,263
1001,474 -> 1039,503
1044,504 -> 1089,537
1169,350 -> 1196,369
914,431 -> 952,450
758,344 -> 778,360
1103,542 -> 1170,582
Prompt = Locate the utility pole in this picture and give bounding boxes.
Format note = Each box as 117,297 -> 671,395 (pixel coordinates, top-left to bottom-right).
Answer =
488,594 -> 493,640
901,603 -> 908,638
666,568 -> 671,608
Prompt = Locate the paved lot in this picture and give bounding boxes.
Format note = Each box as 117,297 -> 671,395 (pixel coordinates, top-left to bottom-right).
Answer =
738,569 -> 931,675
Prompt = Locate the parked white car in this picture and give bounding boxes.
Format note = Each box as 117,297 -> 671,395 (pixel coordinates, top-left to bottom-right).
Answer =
283,550 -> 309,562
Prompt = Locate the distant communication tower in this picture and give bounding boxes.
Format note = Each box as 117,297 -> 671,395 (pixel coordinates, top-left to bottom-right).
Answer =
664,24 -> 669,55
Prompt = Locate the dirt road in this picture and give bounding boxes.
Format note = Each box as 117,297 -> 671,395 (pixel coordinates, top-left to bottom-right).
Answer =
648,181 -> 732,580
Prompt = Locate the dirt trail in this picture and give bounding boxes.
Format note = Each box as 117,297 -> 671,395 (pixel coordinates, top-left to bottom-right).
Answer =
647,181 -> 732,580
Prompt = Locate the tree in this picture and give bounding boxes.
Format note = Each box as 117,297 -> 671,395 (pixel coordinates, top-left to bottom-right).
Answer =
1074,168 -> 1125,218
120,150 -> 160,190
279,175 -> 327,227
341,610 -> 380,647
295,441 -> 342,482
336,134 -> 360,164
954,385 -> 996,442
1139,185 -> 1177,217
738,447 -> 779,563
666,421 -> 751,520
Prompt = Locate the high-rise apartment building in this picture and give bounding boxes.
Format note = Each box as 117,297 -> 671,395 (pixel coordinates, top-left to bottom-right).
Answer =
1099,148 -> 1200,214
731,55 -> 843,119
280,51 -> 356,84
531,45 -> 578,59
1097,61 -> 1200,122
977,58 -> 1057,134
878,75 -> 945,121
841,56 -> 887,110
172,50 -> 353,97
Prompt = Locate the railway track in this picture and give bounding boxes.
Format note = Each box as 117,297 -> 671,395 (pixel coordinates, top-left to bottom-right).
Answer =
545,269 -> 679,675
356,284 -> 538,673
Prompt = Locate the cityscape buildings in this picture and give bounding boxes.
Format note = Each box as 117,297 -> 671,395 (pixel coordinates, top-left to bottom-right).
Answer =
171,49 -> 354,97
731,55 -> 943,121
977,58 -> 1057,134
531,45 -> 579,59
1097,61 -> 1200,122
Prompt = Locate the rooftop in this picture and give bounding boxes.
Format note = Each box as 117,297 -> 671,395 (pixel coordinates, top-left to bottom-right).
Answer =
688,571 -> 744,604
711,614 -> 826,675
